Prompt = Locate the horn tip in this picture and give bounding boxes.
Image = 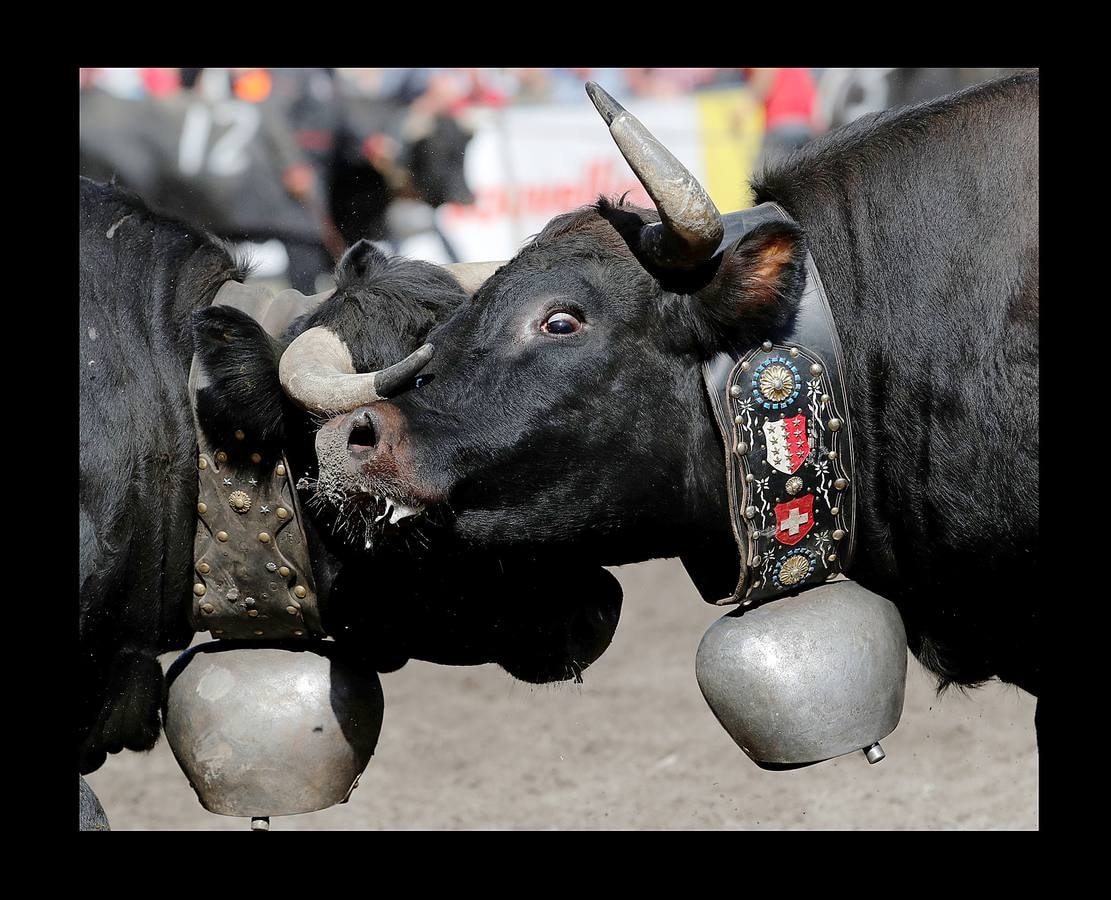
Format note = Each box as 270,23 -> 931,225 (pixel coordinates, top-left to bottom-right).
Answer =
585,81 -> 623,126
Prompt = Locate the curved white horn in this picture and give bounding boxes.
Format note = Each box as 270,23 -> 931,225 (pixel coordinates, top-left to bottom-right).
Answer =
443,261 -> 506,294
278,326 -> 433,416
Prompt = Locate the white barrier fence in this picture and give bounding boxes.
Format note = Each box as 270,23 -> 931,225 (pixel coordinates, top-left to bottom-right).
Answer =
410,89 -> 765,263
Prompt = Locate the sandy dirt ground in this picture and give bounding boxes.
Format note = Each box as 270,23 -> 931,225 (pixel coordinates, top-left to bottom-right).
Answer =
85,557 -> 1037,830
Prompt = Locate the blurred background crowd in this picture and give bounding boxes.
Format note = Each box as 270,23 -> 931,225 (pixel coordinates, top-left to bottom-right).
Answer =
79,67 -> 1022,292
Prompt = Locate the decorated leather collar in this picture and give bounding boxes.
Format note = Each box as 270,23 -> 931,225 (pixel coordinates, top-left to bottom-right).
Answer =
186,281 -> 332,640
698,202 -> 858,607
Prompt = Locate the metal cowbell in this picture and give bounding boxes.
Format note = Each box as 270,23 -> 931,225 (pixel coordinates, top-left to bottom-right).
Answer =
163,641 -> 383,819
695,578 -> 907,767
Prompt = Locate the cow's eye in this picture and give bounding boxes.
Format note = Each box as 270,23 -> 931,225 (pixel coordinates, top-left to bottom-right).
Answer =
541,311 -> 582,335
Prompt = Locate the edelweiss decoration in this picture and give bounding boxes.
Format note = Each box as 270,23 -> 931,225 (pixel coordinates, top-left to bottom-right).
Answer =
699,202 -> 857,608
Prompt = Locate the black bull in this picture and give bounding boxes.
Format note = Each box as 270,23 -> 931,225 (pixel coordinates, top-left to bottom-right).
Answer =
312,75 -> 1041,725
78,177 -> 620,775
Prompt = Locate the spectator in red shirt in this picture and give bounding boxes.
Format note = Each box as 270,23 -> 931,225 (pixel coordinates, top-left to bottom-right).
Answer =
746,67 -> 819,172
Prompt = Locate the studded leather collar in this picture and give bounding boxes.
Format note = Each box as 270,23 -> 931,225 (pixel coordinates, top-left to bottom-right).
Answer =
187,281 -> 333,640
690,203 -> 858,608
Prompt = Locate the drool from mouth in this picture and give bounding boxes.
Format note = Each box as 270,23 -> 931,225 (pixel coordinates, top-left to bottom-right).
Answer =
298,473 -> 427,549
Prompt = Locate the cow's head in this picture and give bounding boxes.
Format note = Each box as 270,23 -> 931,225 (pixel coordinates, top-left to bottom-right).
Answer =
191,238 -> 621,683
307,85 -> 809,569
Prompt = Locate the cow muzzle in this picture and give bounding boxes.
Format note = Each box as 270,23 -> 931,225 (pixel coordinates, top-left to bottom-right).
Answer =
313,404 -> 435,527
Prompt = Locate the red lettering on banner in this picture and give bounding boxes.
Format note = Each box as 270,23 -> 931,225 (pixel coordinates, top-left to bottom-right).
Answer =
440,158 -> 652,225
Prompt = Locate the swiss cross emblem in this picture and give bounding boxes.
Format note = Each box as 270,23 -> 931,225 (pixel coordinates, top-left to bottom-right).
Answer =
774,494 -> 815,546
762,414 -> 810,475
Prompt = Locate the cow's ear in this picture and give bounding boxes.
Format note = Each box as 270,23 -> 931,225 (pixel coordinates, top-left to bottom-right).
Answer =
192,305 -> 287,447
335,238 -> 389,286
691,221 -> 808,351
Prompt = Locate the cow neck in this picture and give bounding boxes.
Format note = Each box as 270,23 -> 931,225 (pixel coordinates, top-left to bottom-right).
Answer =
683,202 -> 859,608
185,281 -> 333,640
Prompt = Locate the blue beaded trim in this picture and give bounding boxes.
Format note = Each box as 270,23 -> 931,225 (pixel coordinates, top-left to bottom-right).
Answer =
751,356 -> 802,410
771,547 -> 818,588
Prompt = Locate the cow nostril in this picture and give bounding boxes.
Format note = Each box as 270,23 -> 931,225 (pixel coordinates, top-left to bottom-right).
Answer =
348,422 -> 377,453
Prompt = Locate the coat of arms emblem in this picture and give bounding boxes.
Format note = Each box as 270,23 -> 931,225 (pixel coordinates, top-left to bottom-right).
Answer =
774,494 -> 815,546
762,414 -> 810,475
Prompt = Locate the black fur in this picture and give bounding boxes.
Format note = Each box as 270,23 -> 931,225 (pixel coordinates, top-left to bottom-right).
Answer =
80,177 -> 239,772
360,73 -> 1039,698
193,305 -> 287,448
751,72 -> 1040,692
80,180 -> 626,776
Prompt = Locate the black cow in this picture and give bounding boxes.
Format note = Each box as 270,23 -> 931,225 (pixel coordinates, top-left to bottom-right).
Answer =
328,96 -> 474,255
305,74 -> 1040,732
79,177 -> 620,778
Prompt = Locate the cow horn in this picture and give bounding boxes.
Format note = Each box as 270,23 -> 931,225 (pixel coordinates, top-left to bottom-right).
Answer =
278,326 -> 433,415
443,261 -> 505,294
585,82 -> 724,270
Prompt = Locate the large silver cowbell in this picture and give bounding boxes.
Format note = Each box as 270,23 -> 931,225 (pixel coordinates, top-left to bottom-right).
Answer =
163,641 -> 384,818
695,579 -> 907,767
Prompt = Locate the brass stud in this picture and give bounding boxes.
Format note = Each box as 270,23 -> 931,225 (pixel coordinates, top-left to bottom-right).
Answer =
741,598 -> 753,607
229,491 -> 251,513
251,452 -> 262,464
197,502 -> 207,514
830,507 -> 840,516
213,629 -> 223,635
789,347 -> 799,357
821,394 -> 831,403
258,532 -> 271,543
753,580 -> 763,589
196,561 -> 210,574
810,363 -> 823,377
734,415 -> 744,425
276,507 -> 289,519
216,531 -> 229,542
729,385 -> 742,397
761,340 -> 773,351
276,464 -> 286,477
254,630 -> 264,636
215,451 -> 228,464
278,566 -> 291,578
833,529 -> 846,541
293,630 -> 304,636
827,450 -> 837,460
198,457 -> 208,470
828,553 -> 837,563
247,609 -> 259,617
735,442 -> 748,455
744,506 -> 756,519
828,418 -> 842,432
834,477 -> 849,491
286,606 -> 299,615
752,555 -> 761,566
739,361 -> 749,371
745,473 -> 754,483
234,429 -> 246,441
193,583 -> 207,596
294,585 -> 307,599
201,603 -> 214,614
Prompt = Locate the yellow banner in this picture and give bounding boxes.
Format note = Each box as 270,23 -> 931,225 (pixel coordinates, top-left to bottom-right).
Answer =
696,88 -> 765,212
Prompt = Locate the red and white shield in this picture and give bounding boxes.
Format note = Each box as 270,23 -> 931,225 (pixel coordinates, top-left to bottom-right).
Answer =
762,414 -> 810,475
774,494 -> 815,546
